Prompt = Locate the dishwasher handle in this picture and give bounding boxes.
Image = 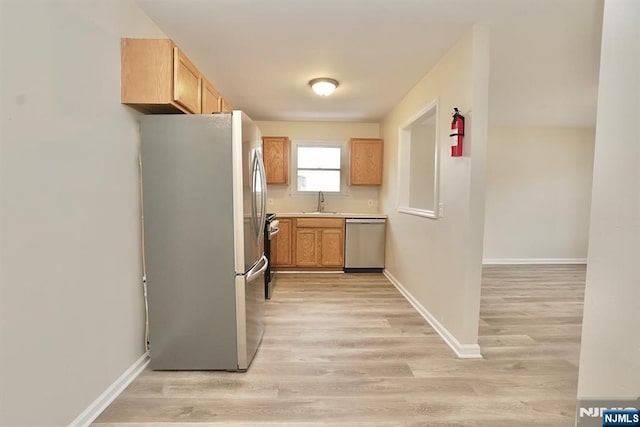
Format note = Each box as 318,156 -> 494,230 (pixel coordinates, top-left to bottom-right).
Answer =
346,218 -> 386,224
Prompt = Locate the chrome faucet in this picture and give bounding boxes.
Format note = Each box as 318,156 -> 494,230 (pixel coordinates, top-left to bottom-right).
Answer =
317,191 -> 325,212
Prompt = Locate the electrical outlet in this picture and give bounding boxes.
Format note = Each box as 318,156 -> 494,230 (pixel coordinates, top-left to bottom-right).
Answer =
268,198 -> 274,205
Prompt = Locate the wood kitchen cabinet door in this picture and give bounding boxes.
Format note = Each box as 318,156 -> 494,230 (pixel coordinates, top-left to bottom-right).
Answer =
295,228 -> 320,267
121,38 -> 203,114
201,78 -> 222,114
220,97 -> 233,113
293,217 -> 345,269
350,138 -> 383,185
262,137 -> 290,185
320,228 -> 344,267
173,47 -> 202,114
273,219 -> 294,267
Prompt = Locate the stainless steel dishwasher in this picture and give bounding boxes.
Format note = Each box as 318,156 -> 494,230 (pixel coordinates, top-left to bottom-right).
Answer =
344,218 -> 386,272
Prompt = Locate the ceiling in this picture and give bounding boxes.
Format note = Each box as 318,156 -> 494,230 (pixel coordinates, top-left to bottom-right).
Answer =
135,0 -> 603,127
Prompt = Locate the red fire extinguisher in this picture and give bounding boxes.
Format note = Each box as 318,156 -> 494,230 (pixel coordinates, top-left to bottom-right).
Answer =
450,107 -> 465,157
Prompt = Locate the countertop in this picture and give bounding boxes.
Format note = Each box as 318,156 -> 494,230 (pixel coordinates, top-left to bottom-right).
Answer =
274,212 -> 387,219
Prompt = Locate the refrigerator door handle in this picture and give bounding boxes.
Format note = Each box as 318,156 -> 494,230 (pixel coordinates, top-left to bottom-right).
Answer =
246,255 -> 268,283
251,153 -> 260,238
256,153 -> 268,241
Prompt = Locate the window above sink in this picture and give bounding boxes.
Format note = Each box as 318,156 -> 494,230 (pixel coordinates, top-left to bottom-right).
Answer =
292,141 -> 348,195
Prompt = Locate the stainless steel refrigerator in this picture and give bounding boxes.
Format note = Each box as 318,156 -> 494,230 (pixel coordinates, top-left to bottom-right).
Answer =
141,112 -> 267,371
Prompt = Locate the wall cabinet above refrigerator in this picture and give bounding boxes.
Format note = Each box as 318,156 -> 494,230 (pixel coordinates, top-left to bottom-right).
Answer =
121,38 -> 233,115
201,78 -> 222,114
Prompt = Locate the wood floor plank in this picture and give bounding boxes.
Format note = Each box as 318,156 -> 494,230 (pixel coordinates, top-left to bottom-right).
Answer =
94,266 -> 585,426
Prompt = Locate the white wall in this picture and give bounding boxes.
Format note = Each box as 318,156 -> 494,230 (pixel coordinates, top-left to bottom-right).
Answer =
255,121 -> 381,213
0,1 -> 165,425
577,0 -> 640,399
484,127 -> 595,262
380,26 -> 490,349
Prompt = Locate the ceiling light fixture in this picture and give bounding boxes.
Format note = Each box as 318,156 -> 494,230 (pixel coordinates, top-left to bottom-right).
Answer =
309,78 -> 339,96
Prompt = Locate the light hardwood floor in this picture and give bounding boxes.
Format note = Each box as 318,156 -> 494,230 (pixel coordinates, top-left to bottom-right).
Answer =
94,265 -> 585,426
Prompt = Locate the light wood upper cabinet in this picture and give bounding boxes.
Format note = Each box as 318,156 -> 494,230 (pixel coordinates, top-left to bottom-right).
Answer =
262,137 -> 290,185
272,218 -> 294,267
220,98 -> 233,113
173,47 -> 201,114
349,138 -> 383,186
201,78 -> 222,114
121,38 -> 210,114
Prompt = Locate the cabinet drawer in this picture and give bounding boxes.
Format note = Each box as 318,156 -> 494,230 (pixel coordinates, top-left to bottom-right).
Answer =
296,217 -> 345,229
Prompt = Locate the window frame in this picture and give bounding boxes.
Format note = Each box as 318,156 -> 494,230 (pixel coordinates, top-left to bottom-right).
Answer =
291,140 -> 349,196
396,98 -> 440,219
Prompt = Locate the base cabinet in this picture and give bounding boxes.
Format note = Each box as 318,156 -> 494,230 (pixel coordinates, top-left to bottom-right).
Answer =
320,229 -> 344,267
273,217 -> 345,270
272,219 -> 294,267
295,229 -> 320,266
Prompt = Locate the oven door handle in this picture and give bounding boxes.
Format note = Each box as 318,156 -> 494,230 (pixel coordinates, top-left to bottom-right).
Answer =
246,255 -> 269,283
269,226 -> 280,239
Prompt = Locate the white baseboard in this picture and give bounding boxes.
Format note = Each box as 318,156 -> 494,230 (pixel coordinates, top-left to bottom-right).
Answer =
69,353 -> 149,427
482,258 -> 587,265
383,270 -> 482,359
